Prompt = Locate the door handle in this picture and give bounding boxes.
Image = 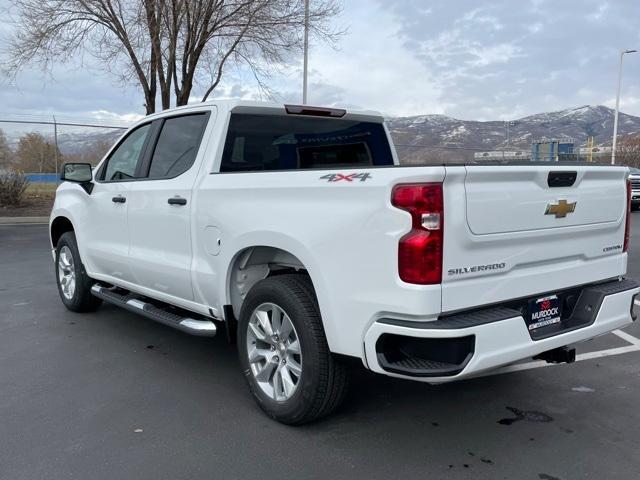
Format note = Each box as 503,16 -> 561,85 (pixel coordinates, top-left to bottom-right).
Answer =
168,196 -> 187,206
112,196 -> 126,203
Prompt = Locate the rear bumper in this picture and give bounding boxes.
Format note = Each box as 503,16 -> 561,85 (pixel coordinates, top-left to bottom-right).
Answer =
364,278 -> 639,383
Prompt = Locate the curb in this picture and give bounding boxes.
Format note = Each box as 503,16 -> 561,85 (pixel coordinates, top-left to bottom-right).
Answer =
0,216 -> 49,225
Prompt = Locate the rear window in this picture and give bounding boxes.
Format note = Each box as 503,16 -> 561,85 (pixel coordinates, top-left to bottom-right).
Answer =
220,114 -> 393,172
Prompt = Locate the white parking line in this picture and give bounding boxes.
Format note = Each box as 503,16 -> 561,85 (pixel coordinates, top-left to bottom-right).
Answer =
483,303 -> 640,377
481,327 -> 640,378
612,329 -> 640,346
485,343 -> 640,377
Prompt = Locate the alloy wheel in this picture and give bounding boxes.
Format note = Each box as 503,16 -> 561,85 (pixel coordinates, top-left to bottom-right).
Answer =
246,302 -> 303,401
58,246 -> 76,300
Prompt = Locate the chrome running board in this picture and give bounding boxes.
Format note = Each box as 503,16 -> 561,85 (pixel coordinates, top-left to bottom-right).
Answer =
91,284 -> 217,337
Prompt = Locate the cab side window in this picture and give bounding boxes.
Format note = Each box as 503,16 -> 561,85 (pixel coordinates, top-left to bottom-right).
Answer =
102,123 -> 151,181
146,114 -> 208,179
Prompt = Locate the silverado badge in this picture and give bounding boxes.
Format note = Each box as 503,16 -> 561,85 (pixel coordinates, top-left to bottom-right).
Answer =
545,199 -> 576,218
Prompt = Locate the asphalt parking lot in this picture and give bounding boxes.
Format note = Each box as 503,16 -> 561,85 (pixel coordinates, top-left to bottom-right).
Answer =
2,220 -> 640,480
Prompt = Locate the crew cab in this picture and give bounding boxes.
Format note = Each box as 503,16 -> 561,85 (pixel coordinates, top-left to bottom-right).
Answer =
50,100 -> 639,424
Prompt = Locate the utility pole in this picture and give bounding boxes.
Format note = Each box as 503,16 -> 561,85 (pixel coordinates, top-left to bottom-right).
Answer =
302,0 -> 310,104
504,121 -> 509,147
53,115 -> 59,179
612,49 -> 637,165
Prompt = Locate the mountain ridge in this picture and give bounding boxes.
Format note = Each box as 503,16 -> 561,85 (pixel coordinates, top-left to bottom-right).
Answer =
2,105 -> 639,160
387,105 -> 640,163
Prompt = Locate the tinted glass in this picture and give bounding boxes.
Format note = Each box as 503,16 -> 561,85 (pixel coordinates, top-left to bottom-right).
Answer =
221,114 -> 393,172
103,124 -> 151,181
147,114 -> 208,179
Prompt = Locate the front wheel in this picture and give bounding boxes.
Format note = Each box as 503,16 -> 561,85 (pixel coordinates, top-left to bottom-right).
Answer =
238,274 -> 348,424
55,231 -> 102,312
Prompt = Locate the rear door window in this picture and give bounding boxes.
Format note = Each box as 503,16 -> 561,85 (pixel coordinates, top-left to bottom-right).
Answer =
221,114 -> 393,172
146,113 -> 209,179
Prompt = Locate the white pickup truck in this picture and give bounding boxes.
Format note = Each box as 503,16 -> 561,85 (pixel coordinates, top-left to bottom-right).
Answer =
50,100 -> 639,424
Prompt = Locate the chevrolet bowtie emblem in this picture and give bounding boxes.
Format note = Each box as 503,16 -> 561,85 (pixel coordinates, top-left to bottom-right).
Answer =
545,199 -> 576,218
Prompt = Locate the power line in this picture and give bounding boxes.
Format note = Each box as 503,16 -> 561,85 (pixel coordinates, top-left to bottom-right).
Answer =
0,111 -> 134,129
0,113 -> 129,175
0,118 -> 127,130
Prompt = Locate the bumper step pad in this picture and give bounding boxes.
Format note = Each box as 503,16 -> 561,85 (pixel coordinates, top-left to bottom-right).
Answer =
375,334 -> 475,377
382,356 -> 460,373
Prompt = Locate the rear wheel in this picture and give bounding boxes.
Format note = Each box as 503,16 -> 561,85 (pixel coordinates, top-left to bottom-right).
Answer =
55,231 -> 102,312
238,274 -> 349,424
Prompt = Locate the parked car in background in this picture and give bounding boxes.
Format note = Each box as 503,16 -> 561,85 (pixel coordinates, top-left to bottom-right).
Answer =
629,167 -> 640,210
49,101 -> 639,424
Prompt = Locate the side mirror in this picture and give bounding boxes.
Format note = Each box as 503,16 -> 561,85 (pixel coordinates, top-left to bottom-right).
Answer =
61,163 -> 94,193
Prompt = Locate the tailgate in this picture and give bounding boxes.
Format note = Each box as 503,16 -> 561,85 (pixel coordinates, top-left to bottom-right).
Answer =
465,167 -> 625,234
441,165 -> 629,313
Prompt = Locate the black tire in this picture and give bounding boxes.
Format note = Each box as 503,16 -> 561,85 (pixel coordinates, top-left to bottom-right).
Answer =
55,231 -> 102,312
238,274 -> 349,424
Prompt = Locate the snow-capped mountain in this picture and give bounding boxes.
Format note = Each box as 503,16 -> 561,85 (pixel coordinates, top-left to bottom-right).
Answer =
387,105 -> 640,163
1,127 -> 123,156
54,130 -> 124,155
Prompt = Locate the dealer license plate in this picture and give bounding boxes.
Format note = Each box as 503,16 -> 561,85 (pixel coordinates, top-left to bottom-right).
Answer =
527,294 -> 562,331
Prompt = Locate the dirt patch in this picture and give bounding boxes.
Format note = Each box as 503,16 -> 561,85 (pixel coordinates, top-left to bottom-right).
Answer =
0,192 -> 55,217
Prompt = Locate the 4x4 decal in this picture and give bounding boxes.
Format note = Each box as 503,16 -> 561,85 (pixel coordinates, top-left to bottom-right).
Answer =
319,172 -> 372,183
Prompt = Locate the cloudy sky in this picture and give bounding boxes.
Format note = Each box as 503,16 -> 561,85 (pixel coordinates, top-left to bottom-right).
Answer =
1,0 -> 639,124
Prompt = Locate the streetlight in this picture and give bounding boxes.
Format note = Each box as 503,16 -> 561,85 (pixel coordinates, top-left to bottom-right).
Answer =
302,0 -> 310,104
612,49 -> 637,165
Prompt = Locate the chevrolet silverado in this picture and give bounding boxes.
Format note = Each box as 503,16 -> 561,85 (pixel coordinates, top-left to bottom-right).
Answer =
50,101 -> 639,424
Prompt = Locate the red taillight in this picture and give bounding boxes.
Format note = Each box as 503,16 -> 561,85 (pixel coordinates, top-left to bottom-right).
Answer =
624,179 -> 631,252
392,183 -> 443,284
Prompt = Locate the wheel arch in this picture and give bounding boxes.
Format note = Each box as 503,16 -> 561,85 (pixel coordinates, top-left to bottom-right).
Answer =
50,216 -> 75,248
225,245 -> 317,321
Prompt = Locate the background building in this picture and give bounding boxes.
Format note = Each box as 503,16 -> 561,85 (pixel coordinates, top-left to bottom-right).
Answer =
473,150 -> 531,161
531,138 -> 575,161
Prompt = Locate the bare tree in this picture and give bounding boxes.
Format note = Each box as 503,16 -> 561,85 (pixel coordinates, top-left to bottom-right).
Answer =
14,132 -> 62,173
0,129 -> 13,170
4,0 -> 342,114
616,135 -> 640,169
